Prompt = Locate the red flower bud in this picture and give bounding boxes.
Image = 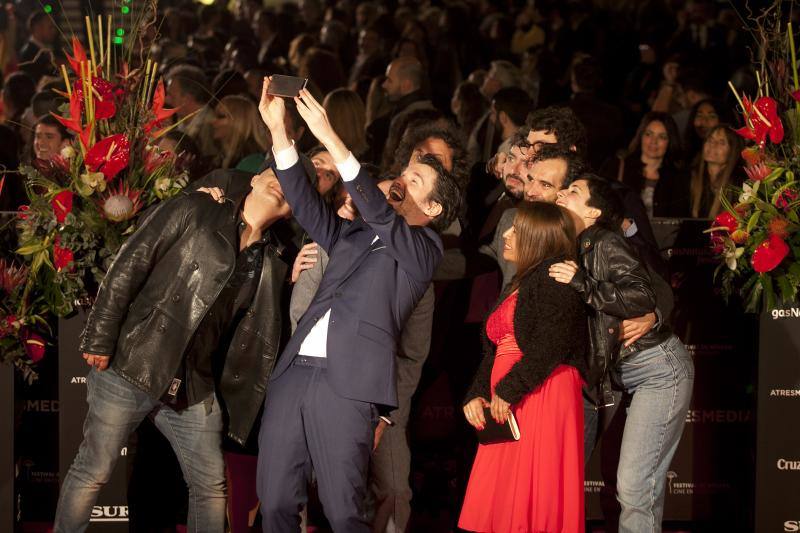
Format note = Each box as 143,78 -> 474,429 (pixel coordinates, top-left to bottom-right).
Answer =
51,190 -> 74,223
53,236 -> 75,272
21,329 -> 46,363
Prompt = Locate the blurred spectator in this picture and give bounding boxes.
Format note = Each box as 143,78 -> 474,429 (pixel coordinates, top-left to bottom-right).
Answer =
469,60 -> 523,162
601,111 -> 690,218
367,56 -> 433,165
31,114 -> 70,161
491,87 -> 533,155
2,72 -> 36,152
211,94 -> 269,169
211,69 -> 249,101
19,12 -> 57,63
165,65 -> 219,159
348,25 -> 386,92
297,47 -> 346,96
253,8 -> 289,65
684,98 -> 732,162
689,124 -> 743,218
322,88 -> 368,158
451,81 -> 488,138
288,33 -> 318,74
566,55 -> 624,169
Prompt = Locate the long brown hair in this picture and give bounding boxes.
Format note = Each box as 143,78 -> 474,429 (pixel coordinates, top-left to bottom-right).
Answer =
323,89 -> 368,157
215,95 -> 269,169
690,124 -> 743,218
507,202 -> 577,295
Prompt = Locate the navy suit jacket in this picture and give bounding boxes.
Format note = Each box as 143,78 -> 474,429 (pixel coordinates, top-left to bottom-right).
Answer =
272,159 -> 443,407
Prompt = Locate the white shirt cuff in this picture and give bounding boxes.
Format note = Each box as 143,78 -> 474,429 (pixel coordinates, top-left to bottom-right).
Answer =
272,143 -> 299,170
335,152 -> 361,182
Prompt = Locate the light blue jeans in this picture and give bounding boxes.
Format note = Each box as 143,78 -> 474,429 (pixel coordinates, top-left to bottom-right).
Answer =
614,335 -> 693,533
54,367 -> 226,533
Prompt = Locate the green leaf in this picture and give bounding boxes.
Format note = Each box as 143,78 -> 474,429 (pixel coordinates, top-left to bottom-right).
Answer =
745,276 -> 763,313
747,211 -> 761,233
763,275 -> 776,311
778,275 -> 796,303
16,243 -> 46,255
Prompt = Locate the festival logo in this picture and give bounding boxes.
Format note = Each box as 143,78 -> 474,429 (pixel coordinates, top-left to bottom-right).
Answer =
90,505 -> 129,522
771,307 -> 800,319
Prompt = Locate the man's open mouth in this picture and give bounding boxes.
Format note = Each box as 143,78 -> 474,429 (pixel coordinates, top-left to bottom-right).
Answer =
389,184 -> 405,202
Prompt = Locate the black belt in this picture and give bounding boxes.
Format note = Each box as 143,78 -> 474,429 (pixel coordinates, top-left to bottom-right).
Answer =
293,355 -> 327,368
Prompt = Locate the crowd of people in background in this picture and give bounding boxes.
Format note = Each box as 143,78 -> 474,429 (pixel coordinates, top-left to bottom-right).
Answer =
0,0 -> 758,531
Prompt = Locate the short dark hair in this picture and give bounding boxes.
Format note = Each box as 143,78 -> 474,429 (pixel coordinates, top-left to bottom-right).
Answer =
167,65 -> 210,104
582,174 -> 624,230
416,153 -> 462,233
36,114 -> 70,139
493,87 -> 533,128
525,106 -> 588,157
393,119 -> 470,189
530,142 -> 586,189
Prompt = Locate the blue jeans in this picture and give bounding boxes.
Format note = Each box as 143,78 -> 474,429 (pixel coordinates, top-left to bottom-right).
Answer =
54,368 -> 226,533
614,335 -> 693,533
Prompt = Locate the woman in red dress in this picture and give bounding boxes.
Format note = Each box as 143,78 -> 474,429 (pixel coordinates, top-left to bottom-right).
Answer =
460,202 -> 589,533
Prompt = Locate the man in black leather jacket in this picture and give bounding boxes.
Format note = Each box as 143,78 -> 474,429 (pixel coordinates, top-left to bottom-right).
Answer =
551,175 -> 693,533
54,167 -> 294,533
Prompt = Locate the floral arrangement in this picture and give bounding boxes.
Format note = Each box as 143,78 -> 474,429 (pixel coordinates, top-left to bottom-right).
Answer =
1,12 -> 190,381
710,11 -> 800,312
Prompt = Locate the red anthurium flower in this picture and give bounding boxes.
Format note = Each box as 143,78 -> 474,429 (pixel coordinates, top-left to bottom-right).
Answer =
51,190 -> 74,223
775,188 -> 799,210
21,329 -> 46,363
734,96 -> 784,147
712,211 -> 738,233
752,234 -> 790,273
84,134 -> 131,180
144,80 -> 179,135
53,236 -> 75,272
73,76 -> 117,120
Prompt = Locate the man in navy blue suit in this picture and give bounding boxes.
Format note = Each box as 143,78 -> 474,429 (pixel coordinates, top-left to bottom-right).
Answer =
255,79 -> 461,532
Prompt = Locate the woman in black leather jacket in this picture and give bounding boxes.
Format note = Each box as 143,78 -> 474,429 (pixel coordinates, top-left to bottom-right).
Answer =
551,175 -> 694,533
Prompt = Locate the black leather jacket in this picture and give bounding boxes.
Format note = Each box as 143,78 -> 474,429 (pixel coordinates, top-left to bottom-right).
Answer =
569,225 -> 673,403
80,180 -> 290,445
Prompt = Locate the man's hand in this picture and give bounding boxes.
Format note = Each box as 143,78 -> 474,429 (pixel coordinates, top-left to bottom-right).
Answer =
621,312 -> 657,348
198,187 -> 225,203
490,394 -> 511,424
293,89 -> 349,162
83,353 -> 110,371
463,397 -> 489,430
549,260 -> 579,284
291,242 -> 318,283
373,419 -> 389,451
258,78 -> 288,139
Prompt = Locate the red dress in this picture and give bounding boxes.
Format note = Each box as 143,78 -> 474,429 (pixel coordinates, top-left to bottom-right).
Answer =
458,292 -> 585,533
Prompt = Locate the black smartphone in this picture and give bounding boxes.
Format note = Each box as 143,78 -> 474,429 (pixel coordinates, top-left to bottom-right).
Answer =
267,75 -> 309,98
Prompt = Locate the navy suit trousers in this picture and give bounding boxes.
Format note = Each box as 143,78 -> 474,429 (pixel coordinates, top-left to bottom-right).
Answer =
257,361 -> 378,533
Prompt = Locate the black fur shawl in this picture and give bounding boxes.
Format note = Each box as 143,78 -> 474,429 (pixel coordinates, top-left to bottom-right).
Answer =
464,256 -> 589,406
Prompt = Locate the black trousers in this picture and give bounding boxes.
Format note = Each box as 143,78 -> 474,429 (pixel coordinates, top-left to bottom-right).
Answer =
257,358 -> 378,533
